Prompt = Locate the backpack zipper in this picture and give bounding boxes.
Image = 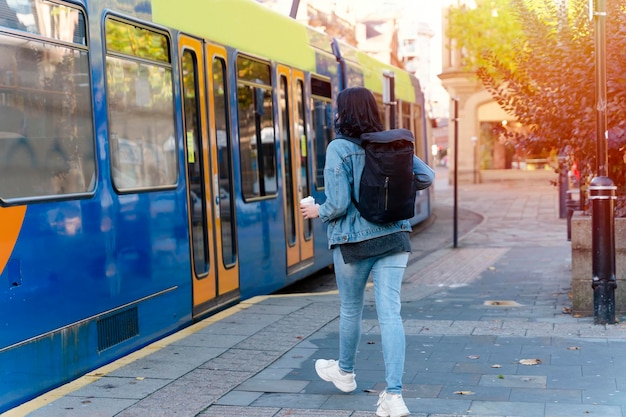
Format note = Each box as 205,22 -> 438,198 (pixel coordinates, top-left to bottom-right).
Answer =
384,177 -> 389,210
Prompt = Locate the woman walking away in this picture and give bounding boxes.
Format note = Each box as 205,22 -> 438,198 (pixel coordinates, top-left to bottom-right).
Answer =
300,86 -> 434,417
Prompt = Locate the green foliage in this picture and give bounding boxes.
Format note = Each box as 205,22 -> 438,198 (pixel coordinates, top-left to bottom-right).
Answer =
449,0 -> 626,215
446,0 -> 525,73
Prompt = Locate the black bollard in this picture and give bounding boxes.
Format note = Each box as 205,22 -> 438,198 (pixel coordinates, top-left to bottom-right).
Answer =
593,279 -> 616,324
565,192 -> 579,242
589,176 -> 616,324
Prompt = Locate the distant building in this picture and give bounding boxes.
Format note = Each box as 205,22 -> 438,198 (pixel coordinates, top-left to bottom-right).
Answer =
256,0 -> 444,101
438,4 -> 541,184
257,0 -> 449,165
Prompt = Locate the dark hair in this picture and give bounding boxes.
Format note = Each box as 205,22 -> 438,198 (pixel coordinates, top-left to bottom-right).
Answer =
334,87 -> 383,137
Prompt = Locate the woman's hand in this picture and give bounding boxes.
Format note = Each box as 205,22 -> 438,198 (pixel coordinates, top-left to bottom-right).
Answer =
300,203 -> 320,220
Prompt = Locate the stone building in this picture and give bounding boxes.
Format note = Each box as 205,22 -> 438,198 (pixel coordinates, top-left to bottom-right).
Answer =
437,4 -> 551,184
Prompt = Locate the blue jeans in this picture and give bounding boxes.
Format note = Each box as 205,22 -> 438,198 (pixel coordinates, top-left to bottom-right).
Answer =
333,247 -> 409,394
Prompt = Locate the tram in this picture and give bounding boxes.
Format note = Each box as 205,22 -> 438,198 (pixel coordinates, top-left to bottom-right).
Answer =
0,0 -> 432,411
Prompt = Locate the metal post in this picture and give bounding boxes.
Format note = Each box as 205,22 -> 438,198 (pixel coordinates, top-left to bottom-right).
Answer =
590,0 -> 616,324
289,0 -> 300,18
389,75 -> 396,129
383,71 -> 396,130
558,153 -> 568,219
453,98 -> 459,248
471,136 -> 478,183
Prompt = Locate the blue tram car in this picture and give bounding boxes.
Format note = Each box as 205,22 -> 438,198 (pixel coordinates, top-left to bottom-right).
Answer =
0,0 -> 432,411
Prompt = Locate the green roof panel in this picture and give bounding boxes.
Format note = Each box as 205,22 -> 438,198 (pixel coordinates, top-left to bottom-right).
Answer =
151,0 -> 316,70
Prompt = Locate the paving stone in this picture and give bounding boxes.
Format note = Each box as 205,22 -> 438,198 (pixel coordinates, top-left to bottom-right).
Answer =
26,397 -> 137,417
479,374 -> 547,389
19,173 -> 626,417
509,387 -> 581,403
251,393 -> 330,409
543,402 -> 623,417
236,379 -> 309,393
214,390 -> 263,406
275,410 -> 353,417
467,400 -> 545,417
198,405 -> 280,416
64,376 -> 171,399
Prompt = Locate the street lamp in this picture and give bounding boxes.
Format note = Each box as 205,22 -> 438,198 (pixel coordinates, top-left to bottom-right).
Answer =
471,136 -> 478,184
590,0 -> 616,324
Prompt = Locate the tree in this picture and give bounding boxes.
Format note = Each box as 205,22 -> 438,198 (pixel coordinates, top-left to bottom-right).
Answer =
446,0 -> 525,74
448,0 -> 626,215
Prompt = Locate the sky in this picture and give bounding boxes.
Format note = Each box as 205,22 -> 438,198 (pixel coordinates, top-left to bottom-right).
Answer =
287,0 -> 447,74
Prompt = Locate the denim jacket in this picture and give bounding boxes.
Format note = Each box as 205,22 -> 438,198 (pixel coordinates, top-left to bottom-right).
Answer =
318,133 -> 435,248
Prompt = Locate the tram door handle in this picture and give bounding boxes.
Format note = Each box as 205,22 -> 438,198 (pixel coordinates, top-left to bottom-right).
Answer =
212,174 -> 220,219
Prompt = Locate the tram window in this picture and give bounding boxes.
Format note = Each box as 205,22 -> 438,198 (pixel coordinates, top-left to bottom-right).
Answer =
413,105 -> 426,159
105,19 -> 169,63
401,102 -> 411,130
310,77 -> 333,189
236,56 -> 276,199
374,94 -> 386,129
181,49 -> 209,277
0,0 -> 86,44
296,78 -> 313,239
279,74 -> 295,245
212,56 -> 236,267
105,19 -> 177,191
0,4 -> 95,200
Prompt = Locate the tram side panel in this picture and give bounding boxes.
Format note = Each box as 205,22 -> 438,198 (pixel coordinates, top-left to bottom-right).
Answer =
0,192 -> 192,411
0,6 -> 193,412
227,52 -> 287,299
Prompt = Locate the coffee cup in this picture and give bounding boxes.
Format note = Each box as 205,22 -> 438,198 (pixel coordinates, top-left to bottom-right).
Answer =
300,196 -> 315,206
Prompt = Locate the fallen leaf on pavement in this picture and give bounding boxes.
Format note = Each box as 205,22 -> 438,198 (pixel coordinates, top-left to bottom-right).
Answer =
519,358 -> 541,365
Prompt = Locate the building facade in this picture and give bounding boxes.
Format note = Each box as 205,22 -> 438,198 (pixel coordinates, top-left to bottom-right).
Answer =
438,3 -> 550,184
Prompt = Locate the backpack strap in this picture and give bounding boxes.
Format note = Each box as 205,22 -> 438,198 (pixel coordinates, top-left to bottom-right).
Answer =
339,136 -> 362,147
335,136 -> 365,208
361,128 -> 415,145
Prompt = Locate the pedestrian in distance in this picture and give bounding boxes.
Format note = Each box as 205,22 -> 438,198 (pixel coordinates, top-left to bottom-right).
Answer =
300,86 -> 434,417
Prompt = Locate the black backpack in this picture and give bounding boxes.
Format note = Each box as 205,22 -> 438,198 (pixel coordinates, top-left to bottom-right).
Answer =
345,128 -> 419,223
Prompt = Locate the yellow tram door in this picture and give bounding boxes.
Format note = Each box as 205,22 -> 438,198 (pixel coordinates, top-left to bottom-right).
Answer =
276,65 -> 314,274
179,35 -> 239,318
204,44 -> 239,306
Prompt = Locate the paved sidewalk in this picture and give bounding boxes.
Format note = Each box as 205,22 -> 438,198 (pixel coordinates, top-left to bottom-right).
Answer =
8,167 -> 626,417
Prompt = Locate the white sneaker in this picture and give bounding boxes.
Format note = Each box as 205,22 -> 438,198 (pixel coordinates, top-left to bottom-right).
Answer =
314,359 -> 357,392
376,391 -> 410,417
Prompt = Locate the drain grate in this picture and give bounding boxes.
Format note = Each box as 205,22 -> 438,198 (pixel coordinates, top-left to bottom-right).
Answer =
97,307 -> 139,351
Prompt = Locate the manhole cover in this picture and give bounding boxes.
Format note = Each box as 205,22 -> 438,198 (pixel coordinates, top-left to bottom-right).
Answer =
484,300 -> 522,307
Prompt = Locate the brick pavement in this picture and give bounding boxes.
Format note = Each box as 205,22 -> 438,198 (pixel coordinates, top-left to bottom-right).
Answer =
8,167 -> 626,417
